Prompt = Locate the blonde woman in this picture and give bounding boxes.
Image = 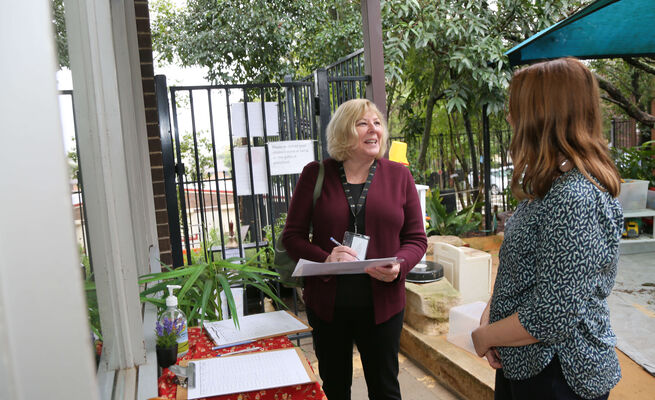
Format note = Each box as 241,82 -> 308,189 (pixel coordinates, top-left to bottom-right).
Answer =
472,58 -> 623,399
283,99 -> 427,400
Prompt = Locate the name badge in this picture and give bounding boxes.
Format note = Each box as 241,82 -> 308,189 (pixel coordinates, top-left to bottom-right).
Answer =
343,231 -> 370,260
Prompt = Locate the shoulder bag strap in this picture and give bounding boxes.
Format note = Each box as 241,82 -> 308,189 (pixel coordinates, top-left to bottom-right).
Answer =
312,161 -> 325,207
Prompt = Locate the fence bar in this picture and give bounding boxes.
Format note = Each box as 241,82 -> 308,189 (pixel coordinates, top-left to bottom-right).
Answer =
316,69 -> 331,160
482,105 -> 492,234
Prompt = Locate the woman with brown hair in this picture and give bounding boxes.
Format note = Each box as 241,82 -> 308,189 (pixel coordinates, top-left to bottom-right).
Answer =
471,58 -> 623,399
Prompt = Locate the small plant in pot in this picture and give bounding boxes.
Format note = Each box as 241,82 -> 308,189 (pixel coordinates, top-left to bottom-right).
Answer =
155,317 -> 182,369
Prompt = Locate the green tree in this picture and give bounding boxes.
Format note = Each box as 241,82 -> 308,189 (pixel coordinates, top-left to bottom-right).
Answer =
382,0 -> 583,172
52,0 -> 69,69
592,58 -> 655,131
179,131 -> 214,182
151,0 -> 363,83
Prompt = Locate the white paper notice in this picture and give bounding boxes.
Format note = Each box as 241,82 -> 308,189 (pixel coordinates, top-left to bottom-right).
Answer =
267,140 -> 315,176
203,310 -> 310,347
292,257 -> 399,277
187,348 -> 312,399
234,146 -> 268,195
231,102 -> 279,138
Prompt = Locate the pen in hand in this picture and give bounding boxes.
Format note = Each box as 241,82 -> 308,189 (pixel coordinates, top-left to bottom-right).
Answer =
329,237 -> 360,260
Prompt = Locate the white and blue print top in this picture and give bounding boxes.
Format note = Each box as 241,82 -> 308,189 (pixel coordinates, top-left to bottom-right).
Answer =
489,169 -> 623,399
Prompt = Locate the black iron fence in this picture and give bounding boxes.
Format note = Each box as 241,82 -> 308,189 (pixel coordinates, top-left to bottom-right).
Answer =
156,49 -> 372,270
158,80 -> 320,268
392,127 -> 514,217
325,48 -> 368,114
610,118 -> 642,148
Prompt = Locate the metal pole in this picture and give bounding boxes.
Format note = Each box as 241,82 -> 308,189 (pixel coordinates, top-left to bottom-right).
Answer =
360,0 -> 387,116
315,68 -> 331,160
155,75 -> 184,267
482,104 -> 492,235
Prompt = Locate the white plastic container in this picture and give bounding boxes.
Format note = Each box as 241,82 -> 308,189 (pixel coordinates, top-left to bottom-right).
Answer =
618,179 -> 649,210
447,301 -> 487,355
434,242 -> 491,303
647,189 -> 655,210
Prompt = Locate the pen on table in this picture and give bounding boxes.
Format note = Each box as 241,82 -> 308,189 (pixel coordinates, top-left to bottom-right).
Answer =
211,340 -> 254,350
217,346 -> 262,357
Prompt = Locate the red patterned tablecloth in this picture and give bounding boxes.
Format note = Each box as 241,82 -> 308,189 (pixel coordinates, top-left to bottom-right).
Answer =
158,327 -> 326,400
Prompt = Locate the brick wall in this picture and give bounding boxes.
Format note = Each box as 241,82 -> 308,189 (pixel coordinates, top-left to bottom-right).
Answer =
135,0 -> 173,266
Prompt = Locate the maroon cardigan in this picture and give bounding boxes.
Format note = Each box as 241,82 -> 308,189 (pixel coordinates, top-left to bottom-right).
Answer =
282,158 -> 427,324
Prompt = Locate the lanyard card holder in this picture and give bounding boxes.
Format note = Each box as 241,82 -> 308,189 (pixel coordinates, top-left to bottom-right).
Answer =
343,231 -> 370,260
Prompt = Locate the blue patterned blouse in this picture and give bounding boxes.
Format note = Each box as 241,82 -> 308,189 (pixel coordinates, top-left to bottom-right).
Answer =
489,169 -> 623,399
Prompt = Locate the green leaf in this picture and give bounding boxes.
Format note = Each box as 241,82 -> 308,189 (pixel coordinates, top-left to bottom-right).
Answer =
216,274 -> 239,328
178,263 -> 207,299
196,279 -> 214,328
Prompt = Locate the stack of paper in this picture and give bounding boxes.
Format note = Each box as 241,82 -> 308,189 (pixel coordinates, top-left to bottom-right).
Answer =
185,348 -> 317,399
203,310 -> 311,347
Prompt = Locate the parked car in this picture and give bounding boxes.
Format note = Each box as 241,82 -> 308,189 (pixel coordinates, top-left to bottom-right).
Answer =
469,165 -> 513,195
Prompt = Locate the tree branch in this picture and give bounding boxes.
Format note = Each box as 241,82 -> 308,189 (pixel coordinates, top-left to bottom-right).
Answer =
623,57 -> 655,75
595,72 -> 655,128
600,94 -> 623,107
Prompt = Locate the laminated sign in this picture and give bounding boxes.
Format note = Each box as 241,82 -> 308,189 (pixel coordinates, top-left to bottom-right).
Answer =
267,140 -> 315,176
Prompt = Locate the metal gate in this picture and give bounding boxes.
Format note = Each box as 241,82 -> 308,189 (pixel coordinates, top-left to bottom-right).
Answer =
156,50 -> 370,269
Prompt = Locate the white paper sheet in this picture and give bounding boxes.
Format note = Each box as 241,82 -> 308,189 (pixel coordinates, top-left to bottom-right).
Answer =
187,348 -> 312,399
291,257 -> 399,277
266,140 -> 315,176
234,146 -> 268,195
230,102 -> 279,138
203,310 -> 310,347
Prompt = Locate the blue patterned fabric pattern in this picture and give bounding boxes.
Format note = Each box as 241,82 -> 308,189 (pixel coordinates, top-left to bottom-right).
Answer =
489,169 -> 623,399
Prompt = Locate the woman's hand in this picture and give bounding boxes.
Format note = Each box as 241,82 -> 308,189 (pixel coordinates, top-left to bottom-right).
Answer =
325,245 -> 358,263
471,326 -> 490,357
364,262 -> 400,283
484,348 -> 502,369
475,300 -> 502,369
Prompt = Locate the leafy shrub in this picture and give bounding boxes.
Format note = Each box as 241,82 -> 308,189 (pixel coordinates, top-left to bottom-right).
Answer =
426,187 -> 482,236
611,140 -> 655,187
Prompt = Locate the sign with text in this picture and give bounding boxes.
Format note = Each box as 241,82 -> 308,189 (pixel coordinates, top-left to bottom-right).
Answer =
267,140 -> 315,176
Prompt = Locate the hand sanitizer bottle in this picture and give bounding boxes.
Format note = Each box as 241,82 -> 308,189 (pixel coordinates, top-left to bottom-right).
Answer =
160,284 -> 189,357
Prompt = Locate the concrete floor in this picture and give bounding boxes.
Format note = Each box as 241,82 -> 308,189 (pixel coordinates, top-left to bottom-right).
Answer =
295,325 -> 460,399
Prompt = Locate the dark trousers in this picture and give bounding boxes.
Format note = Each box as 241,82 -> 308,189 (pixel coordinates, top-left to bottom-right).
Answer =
495,356 -> 610,400
307,307 -> 404,400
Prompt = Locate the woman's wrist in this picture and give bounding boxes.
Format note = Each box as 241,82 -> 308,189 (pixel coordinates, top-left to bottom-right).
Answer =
471,324 -> 491,356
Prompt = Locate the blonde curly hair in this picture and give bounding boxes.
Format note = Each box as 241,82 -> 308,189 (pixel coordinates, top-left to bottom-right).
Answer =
326,99 -> 388,161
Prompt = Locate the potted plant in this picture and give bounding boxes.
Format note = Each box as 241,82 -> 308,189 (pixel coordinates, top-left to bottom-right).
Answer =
155,317 -> 181,369
139,247 -> 284,329
612,140 -> 655,210
611,140 -> 655,187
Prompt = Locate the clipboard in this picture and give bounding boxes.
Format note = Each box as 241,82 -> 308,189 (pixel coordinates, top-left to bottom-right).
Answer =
176,347 -> 318,400
292,257 -> 399,277
203,310 -> 312,347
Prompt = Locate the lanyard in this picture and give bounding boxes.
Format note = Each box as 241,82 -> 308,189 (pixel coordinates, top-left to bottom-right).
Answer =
338,160 -> 377,233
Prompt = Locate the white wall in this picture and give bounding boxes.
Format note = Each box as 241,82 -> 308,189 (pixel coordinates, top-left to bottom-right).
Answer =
0,2 -> 100,399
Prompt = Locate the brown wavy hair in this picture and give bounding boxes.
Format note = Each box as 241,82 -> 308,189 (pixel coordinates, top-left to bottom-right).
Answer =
507,57 -> 620,200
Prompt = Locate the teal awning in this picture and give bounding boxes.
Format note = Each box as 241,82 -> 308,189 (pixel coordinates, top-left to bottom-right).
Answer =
506,0 -> 655,66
